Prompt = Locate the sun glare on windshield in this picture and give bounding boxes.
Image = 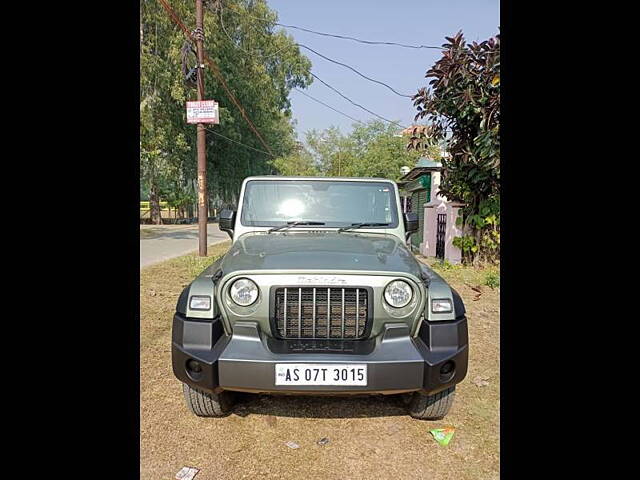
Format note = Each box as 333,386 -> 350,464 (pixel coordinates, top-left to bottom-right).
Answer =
276,198 -> 305,218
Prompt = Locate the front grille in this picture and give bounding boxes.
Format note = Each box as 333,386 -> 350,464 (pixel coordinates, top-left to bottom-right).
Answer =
273,287 -> 369,339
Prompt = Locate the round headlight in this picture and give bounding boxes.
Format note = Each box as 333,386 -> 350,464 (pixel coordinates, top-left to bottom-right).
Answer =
384,280 -> 413,308
229,278 -> 259,306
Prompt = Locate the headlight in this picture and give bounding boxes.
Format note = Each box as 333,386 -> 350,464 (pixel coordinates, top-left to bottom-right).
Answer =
189,295 -> 211,310
384,280 -> 413,308
229,278 -> 259,306
432,298 -> 452,313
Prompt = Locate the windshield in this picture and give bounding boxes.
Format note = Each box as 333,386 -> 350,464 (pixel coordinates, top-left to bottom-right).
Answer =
240,180 -> 399,228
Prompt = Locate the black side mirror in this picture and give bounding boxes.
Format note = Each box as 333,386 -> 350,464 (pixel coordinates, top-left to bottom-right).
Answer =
404,212 -> 419,240
219,209 -> 236,239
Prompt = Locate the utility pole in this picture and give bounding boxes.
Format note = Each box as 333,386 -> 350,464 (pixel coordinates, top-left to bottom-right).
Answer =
195,0 -> 208,256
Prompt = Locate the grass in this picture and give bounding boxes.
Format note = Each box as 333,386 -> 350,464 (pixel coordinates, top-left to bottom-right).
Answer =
173,247 -> 228,278
484,272 -> 500,289
140,246 -> 499,480
425,257 -> 500,290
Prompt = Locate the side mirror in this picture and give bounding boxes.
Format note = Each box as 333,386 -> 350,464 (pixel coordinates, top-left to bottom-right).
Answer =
219,209 -> 236,239
404,212 -> 419,240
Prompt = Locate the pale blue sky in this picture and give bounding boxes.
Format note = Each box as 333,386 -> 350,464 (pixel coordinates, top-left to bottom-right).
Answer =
267,0 -> 500,140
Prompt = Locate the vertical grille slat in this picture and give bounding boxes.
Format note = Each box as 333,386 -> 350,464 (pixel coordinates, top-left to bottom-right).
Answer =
312,287 -> 316,340
356,289 -> 359,338
327,288 -> 331,339
341,288 -> 345,338
274,287 -> 369,339
283,288 -> 287,337
298,287 -> 302,338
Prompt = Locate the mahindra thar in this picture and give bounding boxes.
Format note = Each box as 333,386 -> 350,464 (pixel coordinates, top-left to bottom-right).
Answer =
172,176 -> 468,419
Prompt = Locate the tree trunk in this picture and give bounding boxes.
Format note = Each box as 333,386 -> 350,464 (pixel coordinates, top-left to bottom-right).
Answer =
471,195 -> 482,267
474,229 -> 482,266
149,182 -> 162,225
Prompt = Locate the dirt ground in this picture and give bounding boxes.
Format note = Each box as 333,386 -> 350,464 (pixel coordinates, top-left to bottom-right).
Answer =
140,243 -> 499,480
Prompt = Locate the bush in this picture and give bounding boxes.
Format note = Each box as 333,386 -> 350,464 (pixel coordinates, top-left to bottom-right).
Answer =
484,272 -> 500,289
431,259 -> 461,272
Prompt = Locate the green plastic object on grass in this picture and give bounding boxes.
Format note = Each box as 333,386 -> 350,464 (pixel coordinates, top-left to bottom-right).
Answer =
430,427 -> 455,446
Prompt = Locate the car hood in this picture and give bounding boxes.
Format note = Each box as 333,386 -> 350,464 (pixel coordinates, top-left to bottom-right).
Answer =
218,231 -> 423,278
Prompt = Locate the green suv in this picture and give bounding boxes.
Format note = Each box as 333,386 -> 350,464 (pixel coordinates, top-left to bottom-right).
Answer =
172,176 -> 468,419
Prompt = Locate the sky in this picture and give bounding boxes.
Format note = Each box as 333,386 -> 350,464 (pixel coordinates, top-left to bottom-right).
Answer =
266,0 -> 500,142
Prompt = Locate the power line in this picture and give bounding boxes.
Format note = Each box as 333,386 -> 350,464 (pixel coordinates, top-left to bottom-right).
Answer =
277,24 -> 444,50
225,2 -> 444,50
293,88 -> 365,125
215,9 -> 410,129
218,5 -> 291,59
222,4 -> 421,98
298,43 -> 413,98
156,0 -> 275,157
221,9 -> 413,100
310,72 -> 407,129
205,127 -> 275,157
200,56 -> 276,156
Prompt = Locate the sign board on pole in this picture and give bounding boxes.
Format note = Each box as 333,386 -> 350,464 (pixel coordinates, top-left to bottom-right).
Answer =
186,100 -> 219,124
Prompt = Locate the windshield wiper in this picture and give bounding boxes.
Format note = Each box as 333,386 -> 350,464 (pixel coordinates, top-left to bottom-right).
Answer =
338,222 -> 390,233
268,221 -> 325,233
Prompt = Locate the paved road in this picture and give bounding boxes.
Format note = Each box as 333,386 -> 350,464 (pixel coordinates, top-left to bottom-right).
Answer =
140,223 -> 228,268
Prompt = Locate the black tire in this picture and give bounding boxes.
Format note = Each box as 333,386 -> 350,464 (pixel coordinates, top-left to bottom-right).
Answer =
408,386 -> 456,420
182,383 -> 234,417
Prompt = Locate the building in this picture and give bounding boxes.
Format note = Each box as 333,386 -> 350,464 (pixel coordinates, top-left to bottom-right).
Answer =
398,156 -> 464,263
398,157 -> 442,252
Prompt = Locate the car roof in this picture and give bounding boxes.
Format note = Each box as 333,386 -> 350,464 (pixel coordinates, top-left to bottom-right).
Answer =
243,176 -> 396,183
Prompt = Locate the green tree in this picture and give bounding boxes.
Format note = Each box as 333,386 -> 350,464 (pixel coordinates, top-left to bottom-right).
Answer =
140,0 -> 312,221
269,146 -> 319,176
305,126 -> 354,176
408,31 -> 500,263
277,120 -> 436,180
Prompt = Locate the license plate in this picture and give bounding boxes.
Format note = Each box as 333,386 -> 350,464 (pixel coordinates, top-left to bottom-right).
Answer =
275,363 -> 367,386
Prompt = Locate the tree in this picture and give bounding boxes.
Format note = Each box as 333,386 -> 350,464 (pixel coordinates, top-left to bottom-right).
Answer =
140,0 -> 312,221
408,31 -> 500,263
269,147 -> 319,176
273,120 -> 435,180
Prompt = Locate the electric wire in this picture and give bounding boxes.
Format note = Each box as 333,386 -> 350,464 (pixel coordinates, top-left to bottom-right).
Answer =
217,10 -> 409,128
219,5 -> 292,59
225,2 -> 445,50
293,88 -> 365,125
309,72 -> 407,129
276,23 -> 444,50
297,44 -> 413,98
156,0 -> 275,157
222,4 -> 418,98
157,0 -> 410,156
204,127 -> 276,157
222,22 -> 413,99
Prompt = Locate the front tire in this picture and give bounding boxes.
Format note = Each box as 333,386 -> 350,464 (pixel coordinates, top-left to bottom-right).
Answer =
408,386 -> 456,420
182,383 -> 234,417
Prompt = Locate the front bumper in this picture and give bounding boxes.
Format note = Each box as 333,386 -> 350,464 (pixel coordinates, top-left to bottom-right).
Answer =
172,313 -> 468,395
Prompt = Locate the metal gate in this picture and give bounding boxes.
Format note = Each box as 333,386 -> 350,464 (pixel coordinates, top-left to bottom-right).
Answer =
436,213 -> 446,259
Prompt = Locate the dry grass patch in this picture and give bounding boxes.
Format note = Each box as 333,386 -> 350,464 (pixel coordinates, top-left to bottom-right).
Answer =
140,247 -> 499,480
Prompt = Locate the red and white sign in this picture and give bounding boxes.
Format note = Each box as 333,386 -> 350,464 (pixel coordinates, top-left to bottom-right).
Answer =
186,100 -> 219,124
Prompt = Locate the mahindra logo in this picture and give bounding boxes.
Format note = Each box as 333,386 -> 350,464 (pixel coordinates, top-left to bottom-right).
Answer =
295,275 -> 347,285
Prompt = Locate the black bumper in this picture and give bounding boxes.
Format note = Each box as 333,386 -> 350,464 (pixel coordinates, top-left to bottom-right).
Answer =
172,313 -> 468,395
